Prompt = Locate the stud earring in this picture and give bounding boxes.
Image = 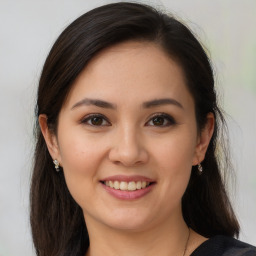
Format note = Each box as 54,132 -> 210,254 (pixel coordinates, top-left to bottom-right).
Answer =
53,159 -> 60,172
198,163 -> 203,174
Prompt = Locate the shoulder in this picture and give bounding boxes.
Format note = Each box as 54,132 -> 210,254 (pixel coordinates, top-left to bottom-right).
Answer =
191,235 -> 256,256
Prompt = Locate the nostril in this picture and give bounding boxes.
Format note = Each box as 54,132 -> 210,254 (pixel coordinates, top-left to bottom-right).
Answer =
108,140 -> 149,167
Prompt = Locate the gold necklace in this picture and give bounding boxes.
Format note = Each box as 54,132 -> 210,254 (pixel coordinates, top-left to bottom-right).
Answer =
182,228 -> 191,256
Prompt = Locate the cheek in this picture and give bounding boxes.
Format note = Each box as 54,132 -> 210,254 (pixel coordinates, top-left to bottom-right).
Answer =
153,131 -> 197,198
58,128 -> 104,173
155,132 -> 197,171
57,130 -> 106,202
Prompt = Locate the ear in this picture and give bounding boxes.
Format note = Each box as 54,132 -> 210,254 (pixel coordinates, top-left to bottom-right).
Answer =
193,112 -> 215,165
39,114 -> 61,163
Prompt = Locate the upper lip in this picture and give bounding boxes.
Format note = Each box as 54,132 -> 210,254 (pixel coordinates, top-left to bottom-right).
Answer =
101,175 -> 155,182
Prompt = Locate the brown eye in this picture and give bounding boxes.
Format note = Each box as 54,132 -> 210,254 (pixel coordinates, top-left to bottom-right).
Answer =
146,113 -> 176,127
91,116 -> 103,126
81,114 -> 110,126
152,116 -> 165,126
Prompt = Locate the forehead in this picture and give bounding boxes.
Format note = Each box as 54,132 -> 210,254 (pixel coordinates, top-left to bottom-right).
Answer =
63,40 -> 193,109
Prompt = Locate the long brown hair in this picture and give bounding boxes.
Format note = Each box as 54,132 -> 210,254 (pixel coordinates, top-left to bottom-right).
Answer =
30,2 -> 239,256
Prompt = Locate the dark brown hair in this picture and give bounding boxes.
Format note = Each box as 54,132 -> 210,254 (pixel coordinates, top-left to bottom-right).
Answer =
30,2 -> 239,256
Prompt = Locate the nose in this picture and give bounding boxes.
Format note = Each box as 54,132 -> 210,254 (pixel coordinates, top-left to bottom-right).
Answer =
108,125 -> 149,167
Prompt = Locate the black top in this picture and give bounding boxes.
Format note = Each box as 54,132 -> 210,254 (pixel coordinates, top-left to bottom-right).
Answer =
191,235 -> 256,256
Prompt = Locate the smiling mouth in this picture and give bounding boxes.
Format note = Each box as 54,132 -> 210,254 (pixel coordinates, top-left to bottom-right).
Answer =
102,180 -> 153,191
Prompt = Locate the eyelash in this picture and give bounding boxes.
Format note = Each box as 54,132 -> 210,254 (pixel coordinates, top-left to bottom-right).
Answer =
80,114 -> 110,126
80,113 -> 176,127
146,113 -> 176,127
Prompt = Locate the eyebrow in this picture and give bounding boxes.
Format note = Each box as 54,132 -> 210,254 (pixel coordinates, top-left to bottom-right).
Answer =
71,97 -> 183,110
71,98 -> 116,110
142,98 -> 184,109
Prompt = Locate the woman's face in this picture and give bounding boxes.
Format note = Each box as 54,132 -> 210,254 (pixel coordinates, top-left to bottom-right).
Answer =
43,41 -> 212,232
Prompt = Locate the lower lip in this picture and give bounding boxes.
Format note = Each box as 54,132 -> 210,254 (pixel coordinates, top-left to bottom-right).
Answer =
101,183 -> 155,200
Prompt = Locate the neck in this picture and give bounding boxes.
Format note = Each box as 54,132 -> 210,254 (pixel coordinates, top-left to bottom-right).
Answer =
85,214 -> 190,256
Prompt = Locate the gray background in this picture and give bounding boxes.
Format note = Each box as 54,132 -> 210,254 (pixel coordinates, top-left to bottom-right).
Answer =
0,0 -> 255,255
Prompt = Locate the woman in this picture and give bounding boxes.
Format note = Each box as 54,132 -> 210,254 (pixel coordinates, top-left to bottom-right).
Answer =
30,2 -> 256,256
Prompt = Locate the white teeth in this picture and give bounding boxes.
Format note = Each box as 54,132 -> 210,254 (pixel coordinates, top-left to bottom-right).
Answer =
104,180 -> 151,191
109,181 -> 114,188
114,181 -> 120,190
128,181 -> 136,191
120,181 -> 128,191
136,181 -> 142,189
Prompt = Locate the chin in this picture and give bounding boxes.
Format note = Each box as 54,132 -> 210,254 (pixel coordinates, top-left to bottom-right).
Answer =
101,210 -> 157,232
105,218 -> 152,232
90,208 -> 155,232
